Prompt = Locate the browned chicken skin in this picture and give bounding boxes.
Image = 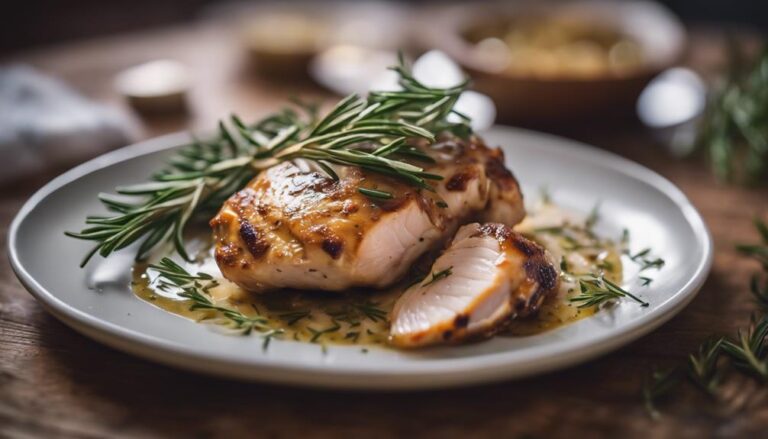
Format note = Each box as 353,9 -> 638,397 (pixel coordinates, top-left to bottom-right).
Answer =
390,222 -> 560,348
210,134 -> 525,292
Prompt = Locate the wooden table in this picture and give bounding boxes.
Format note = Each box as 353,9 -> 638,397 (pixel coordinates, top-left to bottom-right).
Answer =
2,23 -> 767,438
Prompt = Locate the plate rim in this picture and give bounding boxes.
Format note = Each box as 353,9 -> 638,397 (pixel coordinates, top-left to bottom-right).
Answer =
8,126 -> 713,389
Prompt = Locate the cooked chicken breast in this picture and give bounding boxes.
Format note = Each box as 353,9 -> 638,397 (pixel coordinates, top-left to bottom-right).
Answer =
389,222 -> 559,348
210,135 -> 524,292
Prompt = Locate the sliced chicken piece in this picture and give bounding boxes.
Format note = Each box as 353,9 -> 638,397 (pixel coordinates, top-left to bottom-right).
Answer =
210,134 -> 524,292
390,222 -> 559,348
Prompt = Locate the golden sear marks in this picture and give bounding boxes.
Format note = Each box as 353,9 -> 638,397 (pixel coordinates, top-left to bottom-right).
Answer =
209,133 -> 525,292
445,166 -> 480,191
134,199 -> 622,346
239,219 -> 270,258
471,223 -> 560,319
507,202 -> 624,336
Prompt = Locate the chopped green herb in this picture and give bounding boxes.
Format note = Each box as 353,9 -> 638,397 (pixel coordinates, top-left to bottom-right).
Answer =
585,202 -> 601,231
148,258 -> 283,346
324,301 -> 387,327
628,247 -> 666,272
422,266 -> 453,287
278,310 -> 311,326
356,301 -> 388,322
308,322 -> 342,343
621,228 -> 630,246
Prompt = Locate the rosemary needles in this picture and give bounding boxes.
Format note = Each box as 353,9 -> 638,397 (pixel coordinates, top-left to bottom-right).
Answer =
68,55 -> 471,266
149,257 -> 282,347
721,315 -> 768,381
688,337 -> 725,395
642,218 -> 768,417
739,218 -> 768,311
422,266 -> 453,287
737,217 -> 768,270
564,272 -> 649,308
697,47 -> 768,184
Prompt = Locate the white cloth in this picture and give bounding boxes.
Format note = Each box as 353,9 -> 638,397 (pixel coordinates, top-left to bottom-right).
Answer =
0,65 -> 139,183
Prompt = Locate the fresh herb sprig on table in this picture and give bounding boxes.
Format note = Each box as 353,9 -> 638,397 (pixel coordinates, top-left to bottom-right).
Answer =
641,218 -> 768,418
688,337 -> 725,396
721,315 -> 768,381
697,47 -> 768,184
736,217 -> 768,270
66,55 -> 471,266
738,218 -> 768,311
149,258 -> 283,349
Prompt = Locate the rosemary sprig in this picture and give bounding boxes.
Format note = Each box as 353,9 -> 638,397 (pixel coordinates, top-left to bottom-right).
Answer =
688,337 -> 725,395
68,55 -> 470,266
736,217 -> 768,270
738,218 -> 768,311
568,274 -> 649,308
642,367 -> 680,420
149,258 -> 282,345
422,266 -> 453,287
721,314 -> 768,380
696,46 -> 768,183
640,219 -> 768,416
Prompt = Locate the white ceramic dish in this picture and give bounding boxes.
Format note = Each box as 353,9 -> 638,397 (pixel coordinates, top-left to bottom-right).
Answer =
8,126 -> 712,390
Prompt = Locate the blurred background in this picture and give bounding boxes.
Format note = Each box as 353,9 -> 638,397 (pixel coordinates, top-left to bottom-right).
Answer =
4,0 -> 768,52
1,0 -> 766,184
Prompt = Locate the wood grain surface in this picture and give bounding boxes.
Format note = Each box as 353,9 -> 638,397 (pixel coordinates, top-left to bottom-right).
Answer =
1,23 -> 767,439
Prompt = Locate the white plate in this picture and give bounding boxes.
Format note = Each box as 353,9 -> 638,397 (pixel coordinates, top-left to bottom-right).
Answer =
8,126 -> 712,390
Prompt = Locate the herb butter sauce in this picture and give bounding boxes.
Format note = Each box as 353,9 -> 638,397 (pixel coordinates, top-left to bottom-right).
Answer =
131,199 -> 623,347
